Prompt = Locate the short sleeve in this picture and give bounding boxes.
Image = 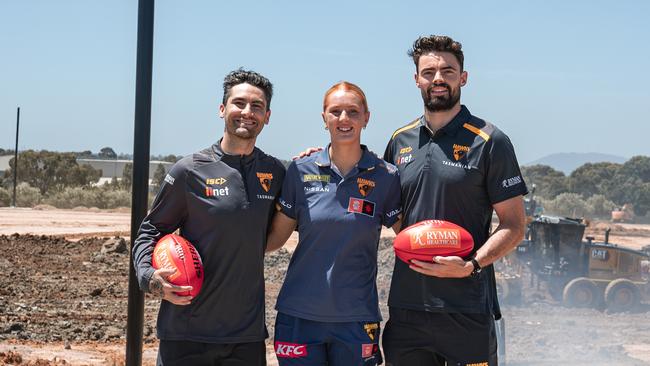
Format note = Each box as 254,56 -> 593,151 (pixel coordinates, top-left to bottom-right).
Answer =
278,161 -> 299,219
486,131 -> 529,204
383,138 -> 396,165
382,167 -> 402,228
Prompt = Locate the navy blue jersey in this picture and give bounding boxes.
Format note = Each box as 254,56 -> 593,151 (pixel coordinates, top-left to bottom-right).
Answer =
275,146 -> 402,322
384,106 -> 528,315
133,141 -> 286,343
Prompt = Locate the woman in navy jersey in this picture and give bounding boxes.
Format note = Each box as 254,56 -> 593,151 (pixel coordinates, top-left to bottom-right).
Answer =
266,81 -> 402,366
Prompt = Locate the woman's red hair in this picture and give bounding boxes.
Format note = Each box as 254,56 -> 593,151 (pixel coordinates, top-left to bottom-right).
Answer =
323,81 -> 369,112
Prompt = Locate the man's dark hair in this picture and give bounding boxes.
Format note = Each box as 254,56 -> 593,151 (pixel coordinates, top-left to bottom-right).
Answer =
408,35 -> 464,71
222,68 -> 273,110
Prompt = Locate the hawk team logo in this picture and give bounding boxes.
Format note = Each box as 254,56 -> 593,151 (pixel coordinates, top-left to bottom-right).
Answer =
357,178 -> 376,197
363,323 -> 379,340
256,172 -> 273,192
453,144 -> 470,161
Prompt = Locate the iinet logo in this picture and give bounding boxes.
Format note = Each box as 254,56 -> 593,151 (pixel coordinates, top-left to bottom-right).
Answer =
274,342 -> 308,358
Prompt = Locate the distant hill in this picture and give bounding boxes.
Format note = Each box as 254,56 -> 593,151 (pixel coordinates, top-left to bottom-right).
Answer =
524,153 -> 628,175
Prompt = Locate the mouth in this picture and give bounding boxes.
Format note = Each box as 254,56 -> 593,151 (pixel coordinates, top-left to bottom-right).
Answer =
429,84 -> 450,96
336,126 -> 353,133
236,118 -> 257,128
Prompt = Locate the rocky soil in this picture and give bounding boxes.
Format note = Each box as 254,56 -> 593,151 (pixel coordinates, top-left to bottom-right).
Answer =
1,234 -> 649,365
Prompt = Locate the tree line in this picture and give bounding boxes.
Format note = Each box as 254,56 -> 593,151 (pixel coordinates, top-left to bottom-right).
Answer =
522,156 -> 650,217
0,149 -> 170,208
4,149 -> 647,217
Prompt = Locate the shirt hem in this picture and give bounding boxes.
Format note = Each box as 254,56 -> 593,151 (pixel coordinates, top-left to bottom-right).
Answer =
277,307 -> 382,323
157,333 -> 267,344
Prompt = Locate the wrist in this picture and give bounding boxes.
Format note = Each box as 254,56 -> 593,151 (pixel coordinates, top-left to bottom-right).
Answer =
468,258 -> 482,277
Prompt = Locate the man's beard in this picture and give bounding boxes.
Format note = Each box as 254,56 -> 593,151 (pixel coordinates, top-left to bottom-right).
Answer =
422,83 -> 461,112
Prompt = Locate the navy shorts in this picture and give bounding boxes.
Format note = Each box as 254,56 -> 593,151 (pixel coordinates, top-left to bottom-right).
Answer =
382,308 -> 497,366
273,312 -> 382,365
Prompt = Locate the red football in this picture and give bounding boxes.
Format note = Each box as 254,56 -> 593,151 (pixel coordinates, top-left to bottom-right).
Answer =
393,220 -> 474,264
152,234 -> 204,297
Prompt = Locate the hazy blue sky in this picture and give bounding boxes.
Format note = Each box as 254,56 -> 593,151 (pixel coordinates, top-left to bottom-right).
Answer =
1,0 -> 649,164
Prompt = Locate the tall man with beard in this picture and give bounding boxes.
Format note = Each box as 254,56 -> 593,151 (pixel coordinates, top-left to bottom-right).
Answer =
133,69 -> 285,366
382,35 -> 528,365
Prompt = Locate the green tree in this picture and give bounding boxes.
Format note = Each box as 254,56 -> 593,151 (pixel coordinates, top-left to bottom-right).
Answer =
99,147 -> 117,159
4,150 -> 102,195
521,165 -> 568,198
121,163 -> 133,190
152,164 -> 167,192
618,156 -> 650,183
568,162 -> 621,197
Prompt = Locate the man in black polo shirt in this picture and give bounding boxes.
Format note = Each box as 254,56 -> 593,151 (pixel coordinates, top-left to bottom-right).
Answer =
382,35 -> 527,365
132,69 -> 285,365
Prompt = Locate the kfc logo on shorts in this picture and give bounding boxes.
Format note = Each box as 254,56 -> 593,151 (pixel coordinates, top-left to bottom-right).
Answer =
274,341 -> 308,358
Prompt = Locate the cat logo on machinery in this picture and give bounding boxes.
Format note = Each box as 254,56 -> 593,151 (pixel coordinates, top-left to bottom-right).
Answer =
257,172 -> 273,192
453,144 -> 470,161
357,178 -> 375,197
363,323 -> 379,341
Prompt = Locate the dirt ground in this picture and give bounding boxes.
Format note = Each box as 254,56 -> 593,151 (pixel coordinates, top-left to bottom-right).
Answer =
0,208 -> 649,365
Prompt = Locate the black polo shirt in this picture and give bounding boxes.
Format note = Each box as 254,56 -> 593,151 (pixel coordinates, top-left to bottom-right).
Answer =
133,141 -> 286,343
384,105 -> 527,315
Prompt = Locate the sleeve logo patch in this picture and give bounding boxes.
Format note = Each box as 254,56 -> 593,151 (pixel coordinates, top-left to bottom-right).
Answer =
357,178 -> 376,197
502,175 -> 522,188
303,174 -> 330,183
452,144 -> 470,161
256,172 -> 273,192
348,197 -> 375,217
164,174 -> 175,185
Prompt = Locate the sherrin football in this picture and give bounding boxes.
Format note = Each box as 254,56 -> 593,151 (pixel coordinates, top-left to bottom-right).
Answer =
152,234 -> 204,297
393,220 -> 474,264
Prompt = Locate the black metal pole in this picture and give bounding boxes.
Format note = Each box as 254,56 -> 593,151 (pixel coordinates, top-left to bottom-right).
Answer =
126,1 -> 154,365
12,107 -> 20,207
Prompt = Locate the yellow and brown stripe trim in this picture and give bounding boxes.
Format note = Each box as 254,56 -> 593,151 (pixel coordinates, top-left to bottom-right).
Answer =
391,118 -> 421,140
462,123 -> 490,141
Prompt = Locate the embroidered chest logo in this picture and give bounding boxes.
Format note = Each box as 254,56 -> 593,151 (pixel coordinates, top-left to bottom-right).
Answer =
399,146 -> 412,154
205,177 -> 229,197
256,172 -> 273,192
398,146 -> 413,165
452,144 -> 470,161
206,177 -> 227,185
363,323 -> 379,341
348,197 -> 375,217
357,178 -> 376,197
303,174 -> 330,183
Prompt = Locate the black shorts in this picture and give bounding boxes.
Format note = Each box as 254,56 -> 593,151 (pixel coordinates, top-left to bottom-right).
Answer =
382,308 -> 497,366
157,339 -> 266,366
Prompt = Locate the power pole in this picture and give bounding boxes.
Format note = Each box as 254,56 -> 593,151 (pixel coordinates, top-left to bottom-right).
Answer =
12,107 -> 20,207
125,1 -> 154,365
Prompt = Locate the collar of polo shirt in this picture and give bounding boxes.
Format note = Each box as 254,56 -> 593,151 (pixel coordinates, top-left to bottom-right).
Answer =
420,105 -> 472,138
314,144 -> 377,170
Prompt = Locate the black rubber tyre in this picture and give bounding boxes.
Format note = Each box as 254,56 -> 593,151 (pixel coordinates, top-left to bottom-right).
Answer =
605,279 -> 640,312
562,277 -> 600,308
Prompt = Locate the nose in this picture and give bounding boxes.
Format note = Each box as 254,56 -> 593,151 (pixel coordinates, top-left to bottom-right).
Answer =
339,110 -> 349,121
241,103 -> 253,116
433,70 -> 444,83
